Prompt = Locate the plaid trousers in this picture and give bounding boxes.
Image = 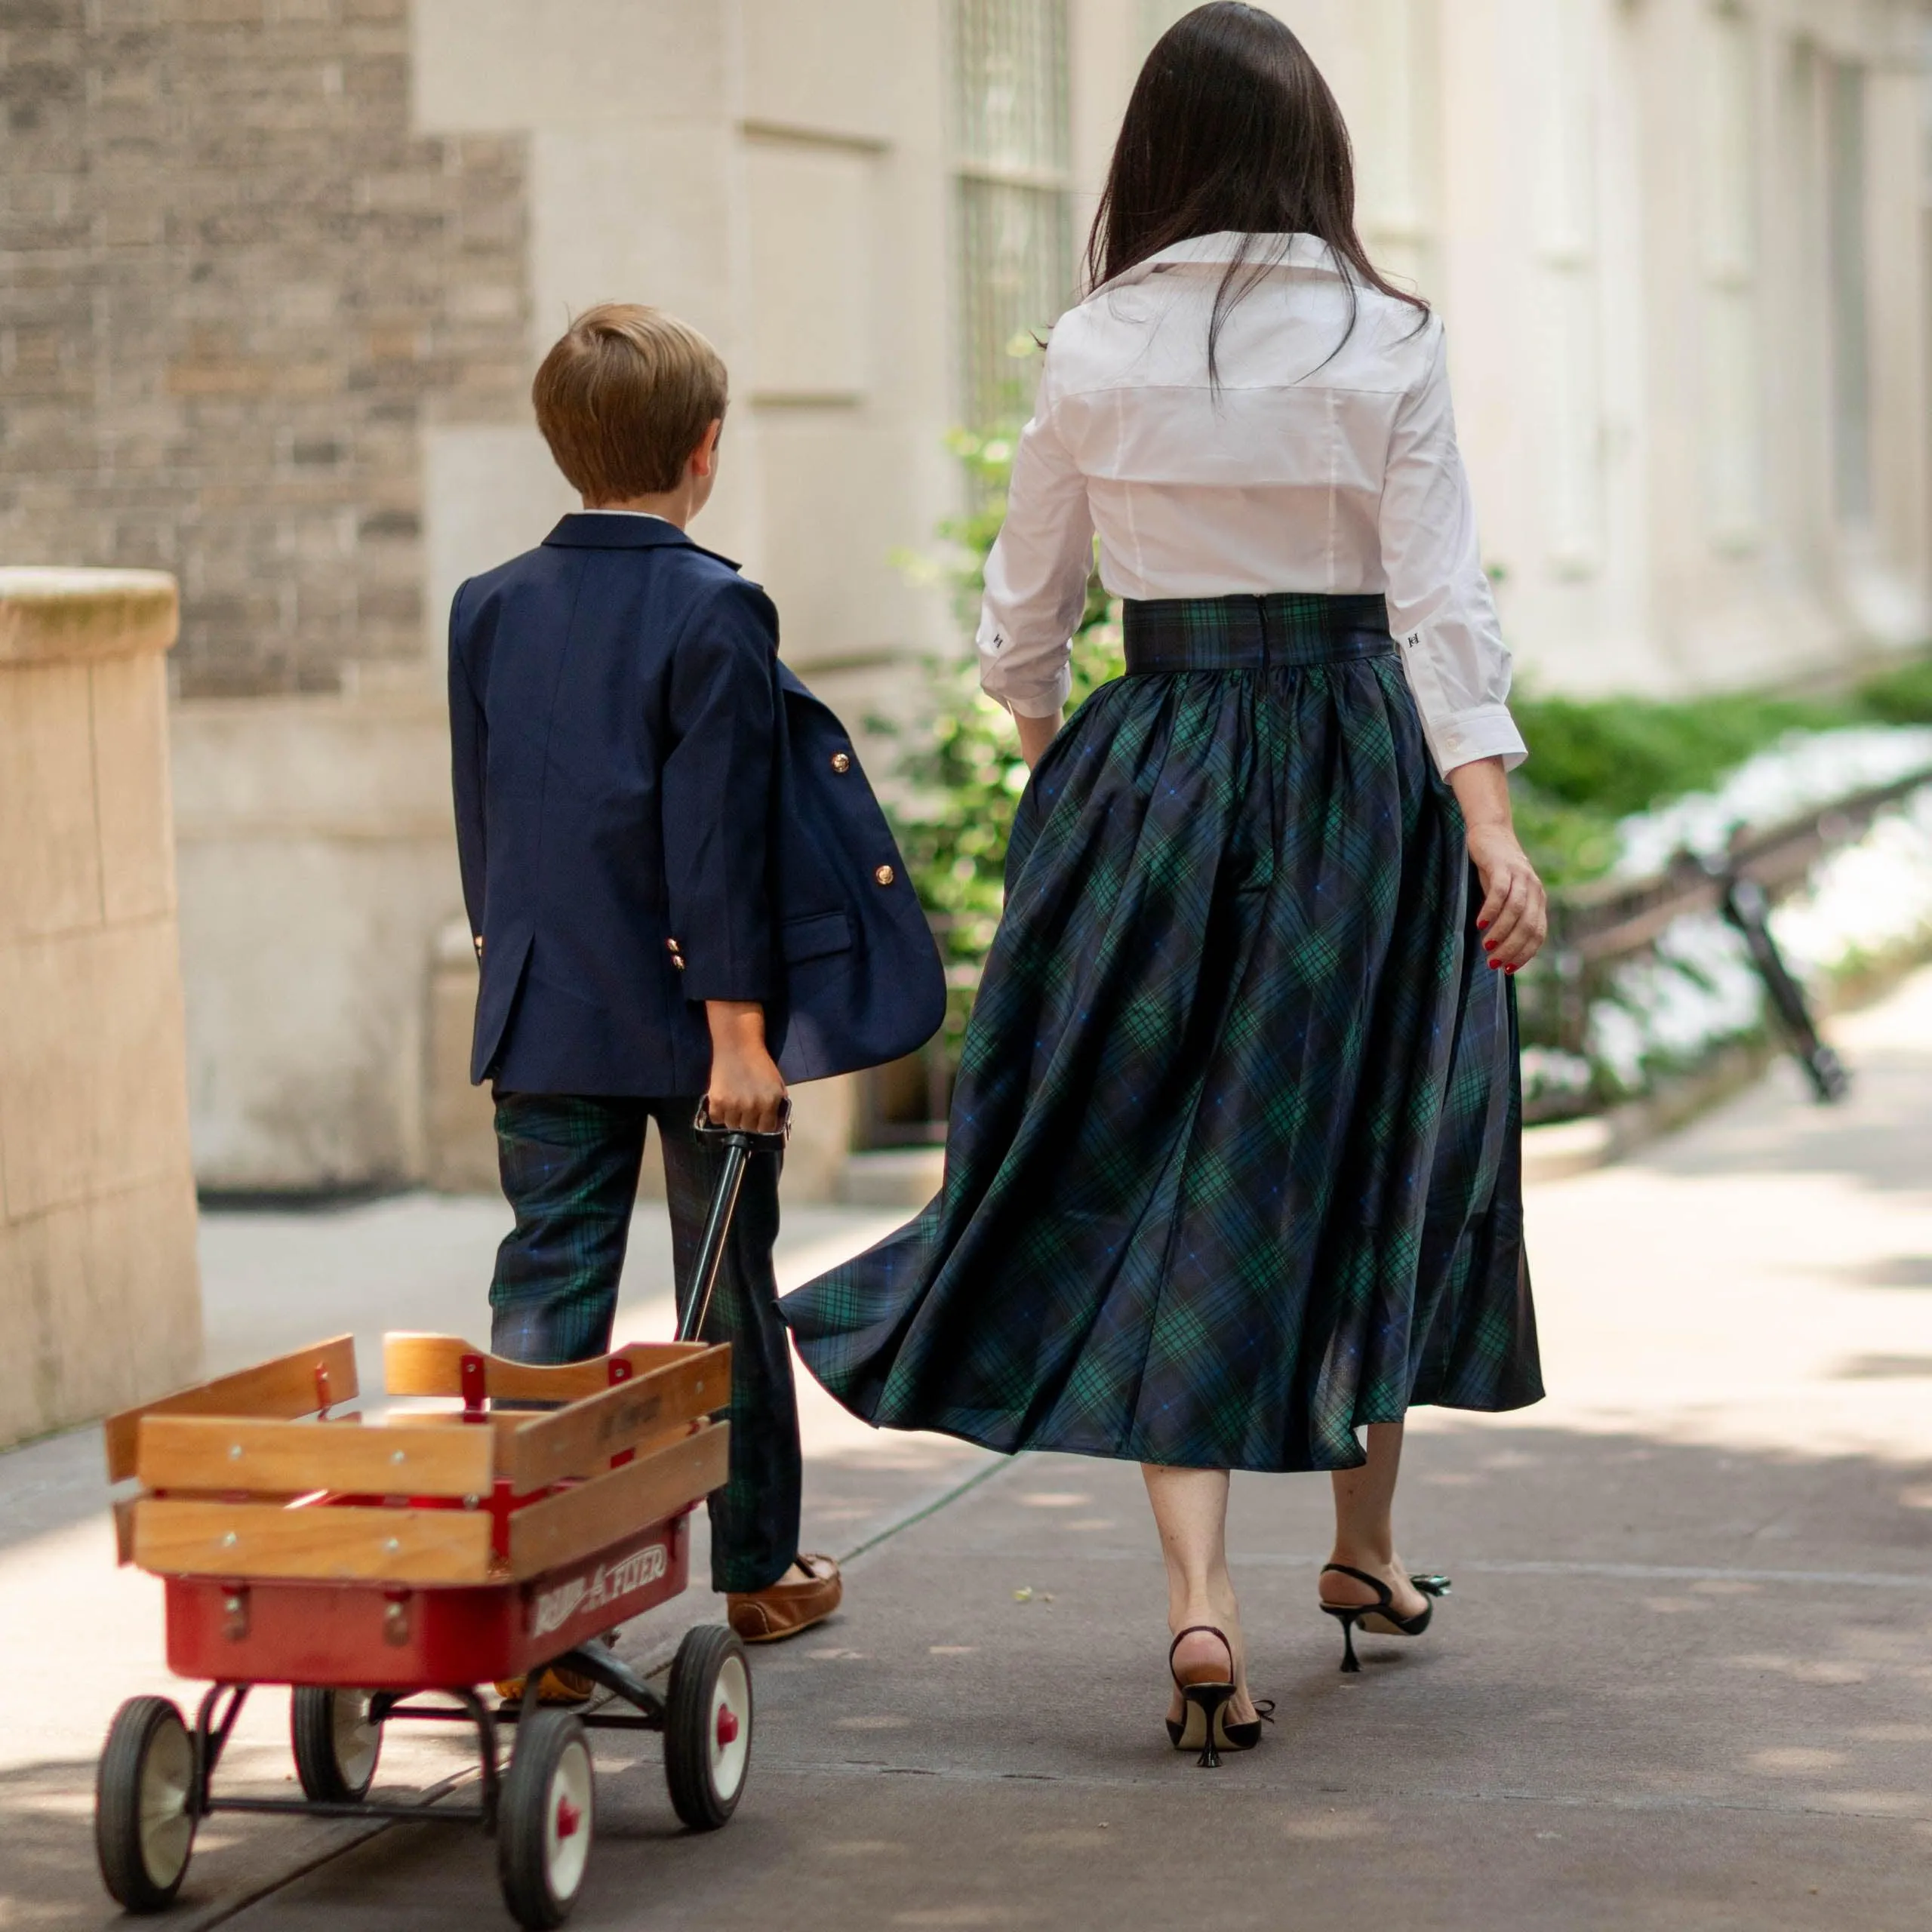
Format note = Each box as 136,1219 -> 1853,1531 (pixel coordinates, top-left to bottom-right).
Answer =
488,1091 -> 798,1595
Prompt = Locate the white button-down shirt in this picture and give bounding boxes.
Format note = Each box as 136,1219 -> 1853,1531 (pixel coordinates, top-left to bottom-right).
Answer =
977,232 -> 1525,774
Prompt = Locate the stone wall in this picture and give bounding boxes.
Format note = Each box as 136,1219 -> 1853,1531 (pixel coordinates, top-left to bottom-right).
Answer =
0,0 -> 529,698
0,568 -> 202,1447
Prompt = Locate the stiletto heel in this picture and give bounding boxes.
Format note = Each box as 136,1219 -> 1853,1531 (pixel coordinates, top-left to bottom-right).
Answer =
1182,1681 -> 1235,1768
1163,1625 -> 1273,1767
1318,1565 -> 1451,1673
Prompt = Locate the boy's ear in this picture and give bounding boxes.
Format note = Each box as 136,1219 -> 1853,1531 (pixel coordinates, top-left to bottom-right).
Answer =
691,419 -> 724,478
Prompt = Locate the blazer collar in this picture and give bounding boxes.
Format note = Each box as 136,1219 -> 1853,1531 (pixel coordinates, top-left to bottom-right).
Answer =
542,512 -> 741,569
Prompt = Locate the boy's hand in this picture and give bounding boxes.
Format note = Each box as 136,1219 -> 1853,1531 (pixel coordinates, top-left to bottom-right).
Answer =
703,1001 -> 788,1134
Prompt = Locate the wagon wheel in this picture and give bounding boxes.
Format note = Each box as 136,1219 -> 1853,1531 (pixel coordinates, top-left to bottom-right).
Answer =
291,1687 -> 383,1803
96,1696 -> 196,1912
498,1709 -> 595,1929
663,1624 -> 752,1831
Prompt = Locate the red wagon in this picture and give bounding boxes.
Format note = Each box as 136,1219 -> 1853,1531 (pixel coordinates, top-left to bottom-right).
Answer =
94,1327 -> 749,1927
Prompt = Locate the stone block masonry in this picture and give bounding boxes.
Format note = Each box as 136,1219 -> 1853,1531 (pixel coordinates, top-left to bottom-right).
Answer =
0,567 -> 201,1447
0,0 -> 530,698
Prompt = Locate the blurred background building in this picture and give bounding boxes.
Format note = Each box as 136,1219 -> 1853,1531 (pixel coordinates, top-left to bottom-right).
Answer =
5,0 -> 1930,1195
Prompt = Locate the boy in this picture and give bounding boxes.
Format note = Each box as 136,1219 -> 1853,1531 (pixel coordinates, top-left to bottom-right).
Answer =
448,304 -> 840,1644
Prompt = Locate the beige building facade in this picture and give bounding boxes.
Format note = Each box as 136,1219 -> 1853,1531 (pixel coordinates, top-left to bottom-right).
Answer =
4,0 -> 1930,1190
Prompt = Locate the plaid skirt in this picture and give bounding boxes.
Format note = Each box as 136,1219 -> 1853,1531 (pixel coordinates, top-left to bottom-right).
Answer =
780,592 -> 1543,1472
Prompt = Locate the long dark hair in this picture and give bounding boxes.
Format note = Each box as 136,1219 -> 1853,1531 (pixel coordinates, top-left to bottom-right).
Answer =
1084,3 -> 1426,381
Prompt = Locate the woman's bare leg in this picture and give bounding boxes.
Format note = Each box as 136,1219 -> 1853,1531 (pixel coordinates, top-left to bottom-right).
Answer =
1324,1422 -> 1429,1618
1142,1464 -> 1257,1724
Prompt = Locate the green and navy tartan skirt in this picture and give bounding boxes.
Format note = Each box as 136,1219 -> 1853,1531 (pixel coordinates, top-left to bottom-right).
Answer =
781,592 -> 1543,1473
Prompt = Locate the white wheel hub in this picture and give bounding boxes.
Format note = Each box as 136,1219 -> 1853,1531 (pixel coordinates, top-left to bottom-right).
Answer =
543,1737 -> 593,1901
140,1714 -> 194,1884
333,1691 -> 380,1792
708,1654 -> 751,1802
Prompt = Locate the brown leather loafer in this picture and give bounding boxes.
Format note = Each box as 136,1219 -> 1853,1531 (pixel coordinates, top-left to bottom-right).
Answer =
494,1664 -> 596,1706
726,1552 -> 843,1644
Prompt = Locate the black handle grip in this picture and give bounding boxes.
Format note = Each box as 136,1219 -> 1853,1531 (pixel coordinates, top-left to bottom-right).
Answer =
679,1098 -> 789,1343
691,1096 -> 792,1152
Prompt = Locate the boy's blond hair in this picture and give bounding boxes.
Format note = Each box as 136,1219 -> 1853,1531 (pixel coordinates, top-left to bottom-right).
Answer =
532,304 -> 729,502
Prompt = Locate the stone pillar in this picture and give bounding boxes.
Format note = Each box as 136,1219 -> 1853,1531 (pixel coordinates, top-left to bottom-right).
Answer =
0,569 -> 202,1448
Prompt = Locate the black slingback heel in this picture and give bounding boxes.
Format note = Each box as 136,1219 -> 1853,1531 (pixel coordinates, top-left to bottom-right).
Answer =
1318,1565 -> 1452,1673
1163,1625 -> 1274,1767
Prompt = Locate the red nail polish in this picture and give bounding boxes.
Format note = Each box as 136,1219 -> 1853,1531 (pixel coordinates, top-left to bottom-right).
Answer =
1476,921 -> 1489,931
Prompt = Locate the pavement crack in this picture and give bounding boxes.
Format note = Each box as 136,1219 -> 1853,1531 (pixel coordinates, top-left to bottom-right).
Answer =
835,1456 -> 1014,1567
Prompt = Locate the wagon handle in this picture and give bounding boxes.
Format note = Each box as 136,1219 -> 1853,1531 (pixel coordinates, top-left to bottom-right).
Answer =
681,1100 -> 791,1343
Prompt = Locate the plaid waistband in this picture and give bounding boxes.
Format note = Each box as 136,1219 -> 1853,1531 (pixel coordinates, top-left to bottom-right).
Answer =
1121,592 -> 1395,673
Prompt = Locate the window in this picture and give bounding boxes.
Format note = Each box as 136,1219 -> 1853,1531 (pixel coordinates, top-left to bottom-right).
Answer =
1357,0 -> 1432,289
953,0 -> 1074,431
1828,59 -> 1872,526
1700,4 -> 1763,549
1529,0 -> 1604,577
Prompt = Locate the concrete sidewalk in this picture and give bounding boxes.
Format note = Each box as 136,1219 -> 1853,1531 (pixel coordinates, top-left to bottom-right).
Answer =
7,974 -> 1932,1929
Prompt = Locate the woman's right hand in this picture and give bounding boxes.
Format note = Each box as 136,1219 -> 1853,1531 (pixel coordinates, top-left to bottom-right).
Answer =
1465,822 -> 1547,971
1447,755 -> 1547,973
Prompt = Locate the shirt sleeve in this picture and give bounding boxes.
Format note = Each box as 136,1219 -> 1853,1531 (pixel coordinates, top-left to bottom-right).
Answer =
976,385 -> 1094,719
1380,321 -> 1527,775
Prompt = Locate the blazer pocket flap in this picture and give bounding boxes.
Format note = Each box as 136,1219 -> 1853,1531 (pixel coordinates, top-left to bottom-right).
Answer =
782,909 -> 854,965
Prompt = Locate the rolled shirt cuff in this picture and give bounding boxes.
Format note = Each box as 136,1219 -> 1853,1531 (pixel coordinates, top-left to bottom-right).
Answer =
980,658 -> 1073,720
1433,703 -> 1529,775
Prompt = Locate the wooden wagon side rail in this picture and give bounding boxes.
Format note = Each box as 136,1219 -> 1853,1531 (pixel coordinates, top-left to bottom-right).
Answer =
506,1423 -> 730,1579
132,1497 -> 496,1585
137,1417 -> 497,1500
114,1335 -> 734,1586
129,1422 -> 731,1585
499,1347 -> 729,1494
383,1334 -> 709,1404
103,1336 -> 359,1484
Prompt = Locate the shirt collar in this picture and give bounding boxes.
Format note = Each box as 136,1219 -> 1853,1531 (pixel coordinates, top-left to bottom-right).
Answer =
1088,232 -> 1342,300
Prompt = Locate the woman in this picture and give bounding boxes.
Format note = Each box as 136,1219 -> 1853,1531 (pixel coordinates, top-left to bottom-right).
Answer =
783,2 -> 1546,1761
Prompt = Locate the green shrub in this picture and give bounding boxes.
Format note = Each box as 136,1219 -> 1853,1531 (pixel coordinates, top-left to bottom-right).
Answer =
873,429 -> 1118,1055
1854,654 -> 1932,725
1507,691 -> 1852,820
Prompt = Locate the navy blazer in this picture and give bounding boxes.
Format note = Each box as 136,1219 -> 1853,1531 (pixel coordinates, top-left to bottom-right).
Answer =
449,512 -> 943,1097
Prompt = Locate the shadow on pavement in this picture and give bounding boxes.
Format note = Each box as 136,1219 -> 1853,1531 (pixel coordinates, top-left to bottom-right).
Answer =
1635,1047 -> 1932,1194
0,1426 -> 109,1555
5,1421 -> 1909,1932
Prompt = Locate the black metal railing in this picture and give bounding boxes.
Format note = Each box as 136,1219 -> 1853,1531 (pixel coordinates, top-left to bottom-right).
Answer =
1537,763 -> 1932,1105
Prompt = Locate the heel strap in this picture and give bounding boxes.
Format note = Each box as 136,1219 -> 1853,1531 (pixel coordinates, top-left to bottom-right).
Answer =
1168,1624 -> 1236,1684
1318,1562 -> 1395,1609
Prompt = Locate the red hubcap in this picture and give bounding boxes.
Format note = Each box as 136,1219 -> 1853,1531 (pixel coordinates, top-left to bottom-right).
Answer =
555,1795 -> 582,1840
715,1703 -> 740,1748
